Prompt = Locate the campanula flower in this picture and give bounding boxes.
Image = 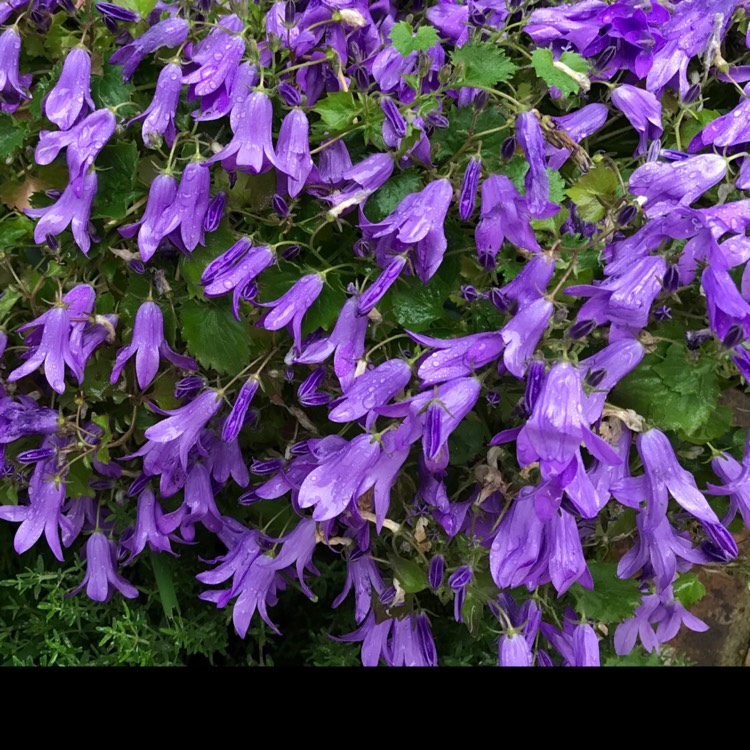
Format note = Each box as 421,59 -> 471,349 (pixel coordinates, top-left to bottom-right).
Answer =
71,531 -> 139,602
44,47 -> 94,130
129,62 -> 182,147
610,84 -> 663,156
109,17 -> 189,81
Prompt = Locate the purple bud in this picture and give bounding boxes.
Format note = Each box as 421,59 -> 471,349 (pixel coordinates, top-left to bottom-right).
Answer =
489,287 -> 510,311
278,83 -> 302,107
568,319 -> 597,340
127,259 -> 146,274
353,238 -> 370,257
203,192 -> 227,233
458,157 -> 481,221
585,368 -> 607,387
473,90 -> 489,110
448,566 -> 473,591
251,458 -> 284,475
617,204 -> 638,226
174,376 -> 206,400
686,328 -> 713,350
428,555 -> 445,590
426,111 -> 450,129
381,97 -> 407,138
284,367 -> 295,382
222,377 -> 260,442
290,440 -> 311,456
16,447 -> 56,464
683,84 -> 701,104
501,136 -> 516,161
127,472 -> 150,497
646,139 -> 662,162
298,367 -> 330,407
524,360 -> 547,414
284,0 -> 296,26
723,324 -> 745,349
663,264 -> 680,294
272,194 -> 290,217
45,233 -> 59,251
460,285 -> 479,303
379,585 -> 397,606
96,2 -> 139,22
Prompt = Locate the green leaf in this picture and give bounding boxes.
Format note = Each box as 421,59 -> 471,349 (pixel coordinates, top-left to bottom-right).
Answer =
448,417 -> 487,466
611,344 -> 727,442
673,573 -> 706,607
0,287 -> 21,321
92,414 -> 113,464
391,276 -> 447,332
93,141 -> 139,219
112,0 -> 158,16
389,21 -> 439,56
531,48 -> 588,97
181,299 -> 251,376
66,462 -> 92,499
604,650 -> 662,667
0,115 -> 29,161
680,109 -> 721,149
313,91 -> 361,133
302,278 -> 346,337
150,551 -> 180,618
91,65 -> 134,110
570,561 -> 642,622
364,170 -> 422,223
431,105 -> 509,163
0,214 -> 33,246
452,41 -> 517,89
565,165 -> 618,222
389,556 -> 429,593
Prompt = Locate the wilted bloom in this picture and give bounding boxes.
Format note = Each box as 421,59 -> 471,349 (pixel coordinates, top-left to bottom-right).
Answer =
26,166 -> 98,255
0,27 -> 31,113
610,84 -> 662,156
110,300 -> 196,390
119,173 -> 177,263
110,17 -> 189,81
629,155 -> 727,217
71,532 -> 139,602
257,273 -> 324,351
44,47 -> 94,131
363,179 -> 452,283
159,162 -> 211,253
129,62 -> 182,147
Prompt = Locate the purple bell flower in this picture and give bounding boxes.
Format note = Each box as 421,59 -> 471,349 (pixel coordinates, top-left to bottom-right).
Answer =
610,84 -> 663,156
458,157 -> 481,221
222,377 -> 260,443
44,47 -> 94,131
110,300 -> 196,390
129,62 -> 182,147
0,27 -> 31,113
71,531 -> 139,602
159,162 -> 212,253
274,108 -> 314,197
109,17 -> 189,81
516,111 -> 550,218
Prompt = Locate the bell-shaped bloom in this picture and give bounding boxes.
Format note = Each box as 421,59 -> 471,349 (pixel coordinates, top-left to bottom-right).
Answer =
702,265 -> 750,341
298,433 -> 381,521
476,176 -> 543,265
356,255 -> 407,315
328,359 -> 412,423
615,428 -> 738,559
110,300 -> 196,390
109,17 -> 189,81
546,103 -> 608,170
182,16 -> 245,97
333,549 -> 386,623
610,84 -> 662,156
143,389 -> 223,470
566,255 -> 667,332
259,518 -> 320,600
0,27 -> 31,113
119,173 -> 177,262
121,488 -> 183,562
0,452 -> 66,561
207,90 -> 277,174
514,362 -> 621,475
496,595 -> 542,667
96,2 -> 139,23
71,532 -> 139,602
44,47 -> 94,130
201,239 -> 276,320
409,330 -> 504,386
614,585 -> 708,656
257,273 -> 324,351
129,62 -> 182,147
707,438 -> 750,528
274,108 -> 313,198
458,157 -> 481,221
629,155 -> 727,217
500,298 -> 553,378
541,617 -> 600,666
0,396 -> 59,444
179,463 -> 224,539
26,166 -> 98,255
159,162 -> 211,253
363,179 -> 452,283
689,90 -> 750,152
325,153 -> 394,216
516,111 -> 550,218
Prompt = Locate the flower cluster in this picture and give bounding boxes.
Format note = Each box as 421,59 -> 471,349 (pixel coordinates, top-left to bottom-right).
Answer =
1,0 -> 749,667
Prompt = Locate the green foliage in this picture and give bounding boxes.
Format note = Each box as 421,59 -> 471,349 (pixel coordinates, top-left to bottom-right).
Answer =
389,556 -> 429,593
313,91 -> 361,133
570,562 -> 642,622
181,298 -> 253,375
389,21 -> 438,55
0,115 -> 30,161
364,170 -> 422,222
531,48 -> 589,97
451,42 -> 518,89
93,142 -> 140,219
566,165 -> 619,222
674,573 -> 707,607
